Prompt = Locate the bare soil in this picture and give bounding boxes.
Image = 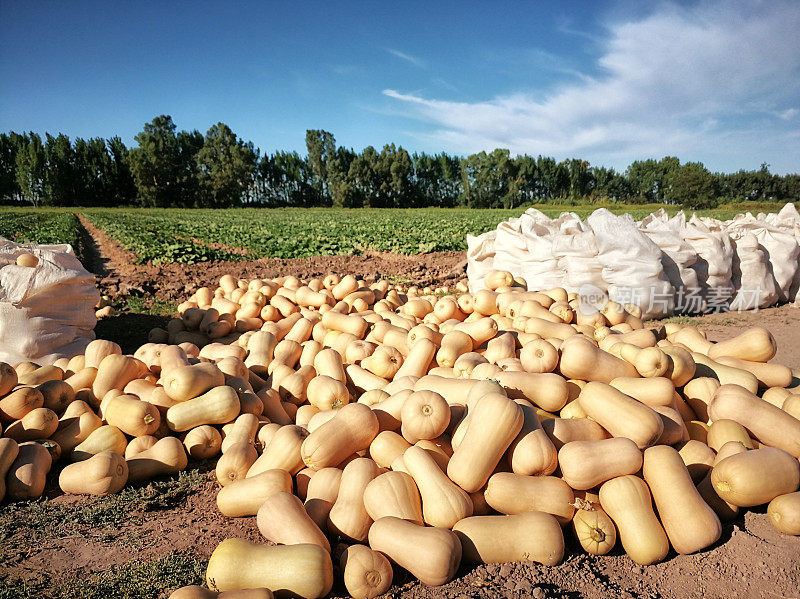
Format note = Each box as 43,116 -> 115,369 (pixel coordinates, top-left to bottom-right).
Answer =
2,221 -> 798,599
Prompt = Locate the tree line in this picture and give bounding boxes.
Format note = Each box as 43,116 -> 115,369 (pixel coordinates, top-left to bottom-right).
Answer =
2,115 -> 798,209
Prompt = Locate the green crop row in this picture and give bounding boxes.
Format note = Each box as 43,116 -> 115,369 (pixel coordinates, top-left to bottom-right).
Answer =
0,210 -> 84,257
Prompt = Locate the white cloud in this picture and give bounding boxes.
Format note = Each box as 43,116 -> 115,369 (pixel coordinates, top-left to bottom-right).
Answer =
383,1 -> 800,173
387,49 -> 425,68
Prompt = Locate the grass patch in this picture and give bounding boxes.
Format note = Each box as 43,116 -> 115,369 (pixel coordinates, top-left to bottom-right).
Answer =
659,315 -> 700,325
0,551 -> 205,599
0,468 -> 207,552
124,295 -> 178,316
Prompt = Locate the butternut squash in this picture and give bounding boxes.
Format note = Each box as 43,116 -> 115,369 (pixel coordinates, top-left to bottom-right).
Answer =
642,445 -> 721,554
205,539 -> 333,598
494,371 -> 569,413
306,375 -> 349,411
710,447 -> 800,507
17,364 -> 64,386
367,516 -> 461,586
767,492 -> 800,535
127,436 -> 188,482
519,339 -> 559,373
404,445 -> 472,528
598,475 -> 669,565
59,450 -> 128,495
216,442 -> 258,486
6,441 -> 52,499
301,403 -> 378,470
166,386 -> 240,432
394,338 -> 436,379
507,398 -> 558,476
184,425 -> 223,459
542,416 -> 610,450
37,379 -> 75,414
484,473 -> 574,524
0,361 -> 18,396
4,407 -> 58,442
447,393 -> 522,493
578,382 -> 663,449
692,353 -> 759,393
304,466 -> 342,530
661,345 -> 696,387
708,327 -> 776,362
559,336 -> 638,382
340,544 -> 393,599
105,395 -> 161,437
327,457 -> 379,542
682,377 -> 720,423
454,511 -> 564,565
257,492 -> 330,551
0,437 -> 20,501
248,425 -> 308,476
161,363 -> 226,402
221,413 -> 259,453
559,438 -> 643,490
676,439 -> 716,482
608,377 -> 675,407
72,424 -> 128,461
706,419 -> 755,452
217,469 -> 293,517
708,384 -> 800,457
368,431 -> 411,468
51,408 -> 102,454
400,390 -> 450,444
572,506 -> 617,555
0,387 -> 44,422
125,435 -> 158,459
363,470 -> 423,525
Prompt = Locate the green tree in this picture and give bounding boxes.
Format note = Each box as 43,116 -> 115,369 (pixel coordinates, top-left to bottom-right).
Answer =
196,123 -> 257,207
663,162 -> 717,208
15,133 -> 46,206
43,133 -> 77,206
305,129 -> 338,205
128,115 -> 184,207
107,136 -> 136,205
0,132 -> 25,202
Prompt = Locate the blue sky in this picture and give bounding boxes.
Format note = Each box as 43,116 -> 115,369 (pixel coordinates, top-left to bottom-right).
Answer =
1,0 -> 798,173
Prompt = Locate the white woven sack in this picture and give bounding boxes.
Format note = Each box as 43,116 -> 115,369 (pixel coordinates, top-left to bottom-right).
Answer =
588,209 -> 674,319
516,211 -> 564,290
763,203 -> 800,302
725,213 -> 799,303
728,232 -> 779,311
682,215 -> 734,311
638,210 -> 701,292
466,230 -> 497,292
551,219 -> 605,295
0,240 -> 98,365
493,217 -> 526,280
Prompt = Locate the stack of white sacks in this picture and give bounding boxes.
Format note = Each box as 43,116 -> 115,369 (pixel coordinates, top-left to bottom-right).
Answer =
467,203 -> 800,319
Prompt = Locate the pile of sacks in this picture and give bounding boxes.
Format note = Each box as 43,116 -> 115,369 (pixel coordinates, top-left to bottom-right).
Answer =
467,203 -> 800,319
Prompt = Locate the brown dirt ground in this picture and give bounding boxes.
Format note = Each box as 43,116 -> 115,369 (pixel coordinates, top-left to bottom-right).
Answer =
2,221 -> 799,599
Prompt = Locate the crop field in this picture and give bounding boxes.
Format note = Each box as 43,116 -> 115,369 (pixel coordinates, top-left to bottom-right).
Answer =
0,202 -> 787,265
0,211 -> 83,251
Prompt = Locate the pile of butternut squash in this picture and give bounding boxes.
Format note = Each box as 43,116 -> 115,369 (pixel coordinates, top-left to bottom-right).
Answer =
1,268 -> 799,599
